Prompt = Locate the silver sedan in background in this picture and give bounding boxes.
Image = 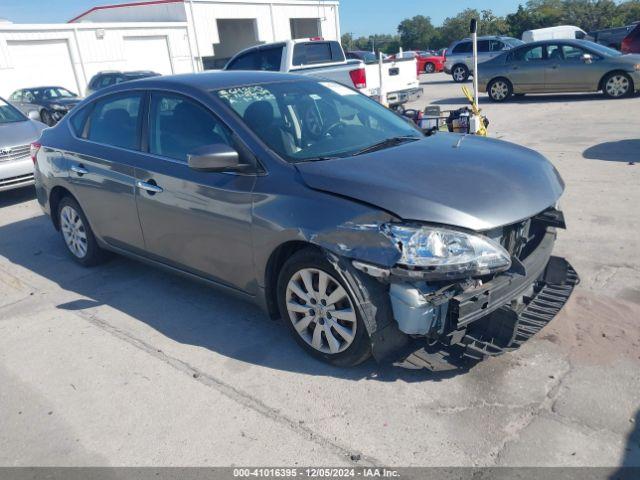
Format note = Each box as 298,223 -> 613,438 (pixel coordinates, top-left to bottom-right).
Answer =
0,97 -> 46,192
479,39 -> 640,101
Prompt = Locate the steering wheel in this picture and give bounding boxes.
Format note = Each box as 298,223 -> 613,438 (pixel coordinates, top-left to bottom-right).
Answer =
325,122 -> 347,138
302,106 -> 324,138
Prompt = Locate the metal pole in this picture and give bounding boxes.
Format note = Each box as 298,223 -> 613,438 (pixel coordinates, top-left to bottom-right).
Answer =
378,50 -> 387,107
471,19 -> 479,110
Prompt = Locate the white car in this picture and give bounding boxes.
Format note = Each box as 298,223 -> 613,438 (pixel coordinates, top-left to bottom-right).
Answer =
522,26 -> 588,43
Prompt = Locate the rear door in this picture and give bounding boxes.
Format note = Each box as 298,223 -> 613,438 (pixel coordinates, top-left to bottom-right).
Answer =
133,91 -> 257,292
66,92 -> 146,252
505,44 -> 548,92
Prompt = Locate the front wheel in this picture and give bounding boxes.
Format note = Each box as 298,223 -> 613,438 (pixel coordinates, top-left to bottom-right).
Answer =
424,62 -> 436,74
452,64 -> 469,83
487,78 -> 513,102
277,249 -> 371,366
602,72 -> 633,98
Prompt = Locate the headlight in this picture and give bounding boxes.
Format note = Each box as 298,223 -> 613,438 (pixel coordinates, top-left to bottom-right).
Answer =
634,64 -> 640,71
384,224 -> 511,279
51,104 -> 66,111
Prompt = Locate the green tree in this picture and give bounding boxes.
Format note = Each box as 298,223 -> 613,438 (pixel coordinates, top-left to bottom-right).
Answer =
341,32 -> 355,51
437,9 -> 510,47
397,15 -> 437,50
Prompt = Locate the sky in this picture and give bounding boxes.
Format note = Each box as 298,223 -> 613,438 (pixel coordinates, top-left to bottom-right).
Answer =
0,0 -> 524,35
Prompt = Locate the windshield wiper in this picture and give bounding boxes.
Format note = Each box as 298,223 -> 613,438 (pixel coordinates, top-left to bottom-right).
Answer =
351,136 -> 421,156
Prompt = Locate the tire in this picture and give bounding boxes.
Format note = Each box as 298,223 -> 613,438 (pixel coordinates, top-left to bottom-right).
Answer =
602,72 -> 633,98
424,62 -> 436,74
487,78 -> 513,102
41,110 -> 54,127
57,196 -> 106,267
277,248 -> 371,367
452,64 -> 469,83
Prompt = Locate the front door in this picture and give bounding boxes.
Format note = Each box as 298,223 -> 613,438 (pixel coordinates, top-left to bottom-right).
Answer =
134,92 -> 257,292
545,43 -> 599,91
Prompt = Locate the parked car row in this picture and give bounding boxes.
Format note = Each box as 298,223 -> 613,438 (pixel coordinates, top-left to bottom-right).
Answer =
479,39 -> 640,101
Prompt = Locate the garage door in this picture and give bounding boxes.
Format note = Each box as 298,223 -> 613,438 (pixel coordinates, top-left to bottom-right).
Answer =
123,36 -> 173,75
5,40 -> 79,97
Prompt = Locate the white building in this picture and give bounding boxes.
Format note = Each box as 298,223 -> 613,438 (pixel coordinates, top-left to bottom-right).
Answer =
0,0 -> 340,97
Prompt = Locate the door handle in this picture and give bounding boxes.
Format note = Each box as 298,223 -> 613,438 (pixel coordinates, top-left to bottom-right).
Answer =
136,180 -> 163,195
71,164 -> 89,176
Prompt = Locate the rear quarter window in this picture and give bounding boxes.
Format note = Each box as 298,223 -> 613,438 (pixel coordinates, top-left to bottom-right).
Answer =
70,105 -> 92,137
452,42 -> 472,54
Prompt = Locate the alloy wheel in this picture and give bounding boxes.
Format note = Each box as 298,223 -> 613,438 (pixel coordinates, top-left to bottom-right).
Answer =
605,75 -> 630,97
60,205 -> 88,258
453,66 -> 466,82
490,81 -> 509,101
285,268 -> 357,355
425,63 -> 435,74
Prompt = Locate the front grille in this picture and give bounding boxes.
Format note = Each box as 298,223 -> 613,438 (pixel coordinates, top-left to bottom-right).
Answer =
0,144 -> 30,163
0,173 -> 34,188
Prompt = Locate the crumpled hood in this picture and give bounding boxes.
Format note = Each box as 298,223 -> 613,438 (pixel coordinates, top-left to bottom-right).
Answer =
296,133 -> 564,231
0,120 -> 45,148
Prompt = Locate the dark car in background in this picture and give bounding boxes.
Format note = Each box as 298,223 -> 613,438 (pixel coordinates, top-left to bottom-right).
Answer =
479,39 -> 640,101
345,50 -> 378,63
33,71 -> 576,367
9,86 -> 81,126
590,21 -> 640,50
622,22 -> 640,54
85,70 -> 160,97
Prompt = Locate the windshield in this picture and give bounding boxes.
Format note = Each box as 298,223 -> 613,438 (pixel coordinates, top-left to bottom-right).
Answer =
0,98 -> 27,124
28,87 -> 77,100
214,81 -> 422,163
505,38 -> 525,47
582,41 -> 622,57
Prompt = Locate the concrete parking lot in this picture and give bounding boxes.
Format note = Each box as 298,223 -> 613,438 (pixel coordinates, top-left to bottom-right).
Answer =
1,73 -> 639,468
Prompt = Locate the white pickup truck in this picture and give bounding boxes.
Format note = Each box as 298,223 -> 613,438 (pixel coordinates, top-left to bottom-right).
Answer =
223,38 -> 421,108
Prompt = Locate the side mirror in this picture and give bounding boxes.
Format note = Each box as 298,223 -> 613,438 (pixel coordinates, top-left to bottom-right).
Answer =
27,110 -> 40,121
188,144 -> 242,172
582,53 -> 593,63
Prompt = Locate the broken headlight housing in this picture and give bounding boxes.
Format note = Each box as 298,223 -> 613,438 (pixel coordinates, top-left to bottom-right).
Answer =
385,224 -> 511,280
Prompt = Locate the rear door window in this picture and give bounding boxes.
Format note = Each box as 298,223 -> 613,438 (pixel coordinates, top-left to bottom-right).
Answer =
86,93 -> 142,150
292,41 -> 345,66
512,45 -> 544,62
148,93 -> 232,162
477,40 -> 490,53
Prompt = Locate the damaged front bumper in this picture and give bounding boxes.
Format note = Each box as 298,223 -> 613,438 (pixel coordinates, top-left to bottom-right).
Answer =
361,229 -> 579,365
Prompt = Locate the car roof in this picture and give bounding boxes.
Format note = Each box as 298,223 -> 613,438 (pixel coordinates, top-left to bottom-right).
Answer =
511,39 -> 592,48
101,70 -> 314,95
454,35 -> 515,43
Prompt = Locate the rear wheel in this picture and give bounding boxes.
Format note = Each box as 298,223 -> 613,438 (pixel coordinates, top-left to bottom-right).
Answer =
277,249 -> 371,366
452,64 -> 469,83
602,72 -> 633,98
487,78 -> 513,102
424,62 -> 436,74
58,196 -> 106,266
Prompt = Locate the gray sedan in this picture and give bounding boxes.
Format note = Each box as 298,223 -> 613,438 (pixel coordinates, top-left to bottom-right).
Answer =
0,97 -> 46,192
479,39 -> 640,101
34,71 -> 576,367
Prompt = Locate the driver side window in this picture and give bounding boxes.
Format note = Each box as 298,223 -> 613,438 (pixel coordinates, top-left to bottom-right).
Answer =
561,45 -> 587,61
148,93 -> 233,162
